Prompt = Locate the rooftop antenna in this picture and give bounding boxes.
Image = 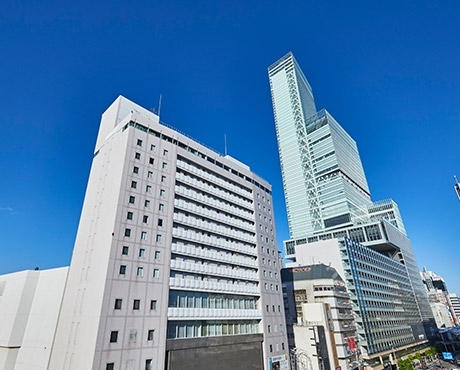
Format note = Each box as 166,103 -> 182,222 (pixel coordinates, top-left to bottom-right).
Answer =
224,134 -> 227,156
454,175 -> 460,201
157,93 -> 162,118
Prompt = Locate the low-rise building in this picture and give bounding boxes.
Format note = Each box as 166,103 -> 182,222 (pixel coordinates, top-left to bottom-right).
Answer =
0,267 -> 68,370
282,264 -> 356,370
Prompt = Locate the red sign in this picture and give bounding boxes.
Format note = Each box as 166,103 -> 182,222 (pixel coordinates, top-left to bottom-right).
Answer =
347,337 -> 356,351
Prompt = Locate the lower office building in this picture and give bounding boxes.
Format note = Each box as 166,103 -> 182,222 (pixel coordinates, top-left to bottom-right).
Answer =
281,264 -> 357,370
287,237 -> 428,367
449,294 -> 460,322
421,269 -> 459,328
48,96 -> 289,370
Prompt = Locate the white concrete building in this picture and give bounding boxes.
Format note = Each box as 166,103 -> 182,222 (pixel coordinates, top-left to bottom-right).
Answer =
448,294 -> 460,322
0,267 -> 68,370
421,269 -> 458,327
49,96 -> 289,370
281,264 -> 356,370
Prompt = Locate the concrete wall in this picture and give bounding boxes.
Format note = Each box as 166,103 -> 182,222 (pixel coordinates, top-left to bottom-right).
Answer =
0,268 -> 68,370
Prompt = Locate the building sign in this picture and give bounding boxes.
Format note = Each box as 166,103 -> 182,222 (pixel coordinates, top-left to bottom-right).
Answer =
347,337 -> 357,351
268,355 -> 289,370
292,267 -> 312,273
442,352 -> 453,360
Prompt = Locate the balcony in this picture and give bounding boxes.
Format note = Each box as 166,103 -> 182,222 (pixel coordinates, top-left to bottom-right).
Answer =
169,277 -> 260,295
167,307 -> 262,320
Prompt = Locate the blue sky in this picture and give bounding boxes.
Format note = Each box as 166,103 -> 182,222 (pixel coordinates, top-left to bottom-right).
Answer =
1,1 -> 460,293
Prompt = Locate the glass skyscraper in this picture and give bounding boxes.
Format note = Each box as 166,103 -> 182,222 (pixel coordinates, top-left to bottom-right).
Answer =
269,52 -> 434,362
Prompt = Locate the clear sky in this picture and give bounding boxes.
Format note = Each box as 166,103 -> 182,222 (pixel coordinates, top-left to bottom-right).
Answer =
1,1 -> 460,294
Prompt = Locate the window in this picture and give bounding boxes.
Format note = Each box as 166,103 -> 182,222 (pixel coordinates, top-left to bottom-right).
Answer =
129,196 -> 135,204
133,299 -> 140,310
156,234 -> 162,243
114,299 -> 122,309
157,219 -> 163,227
150,144 -> 156,151
266,305 -> 269,312
106,363 -> 114,370
131,181 -> 137,188
268,325 -> 271,333
137,139 -> 143,146
110,331 -> 118,343
137,267 -> 144,277
153,269 -> 160,278
139,248 -> 145,257
143,215 -> 149,224
163,149 -> 168,156
154,251 -> 160,260
127,211 -> 133,220
129,329 -> 137,343
158,203 -> 164,211
282,342 -> 285,350
149,158 -> 154,165
161,175 -> 166,183
122,246 -> 129,255
269,344 -> 273,353
162,162 -> 167,169
119,265 -> 127,275
147,329 -> 155,341
146,359 -> 152,370
124,228 -> 131,237
144,200 -> 150,208
150,300 -> 157,310
147,171 -> 153,179
159,189 -> 165,197
141,231 -> 147,240
133,166 -> 139,174
135,152 -> 141,160
146,185 -> 152,193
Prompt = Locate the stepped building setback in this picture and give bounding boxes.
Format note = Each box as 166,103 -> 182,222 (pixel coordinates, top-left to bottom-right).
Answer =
268,52 -> 434,367
48,96 -> 289,370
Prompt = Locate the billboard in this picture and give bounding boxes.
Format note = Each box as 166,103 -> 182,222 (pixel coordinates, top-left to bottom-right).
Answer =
268,355 -> 290,370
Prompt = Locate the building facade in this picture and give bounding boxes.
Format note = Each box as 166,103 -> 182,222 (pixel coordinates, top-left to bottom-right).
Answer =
421,268 -> 459,327
448,294 -> 460,323
268,52 -> 434,365
49,96 -> 289,370
0,267 -> 68,370
281,264 -> 356,370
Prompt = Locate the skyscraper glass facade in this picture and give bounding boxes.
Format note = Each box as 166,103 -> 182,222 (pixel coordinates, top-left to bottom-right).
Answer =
268,52 -> 435,358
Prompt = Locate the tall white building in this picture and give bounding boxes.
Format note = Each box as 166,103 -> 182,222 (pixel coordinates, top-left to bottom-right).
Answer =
48,96 -> 288,370
268,52 -> 434,366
